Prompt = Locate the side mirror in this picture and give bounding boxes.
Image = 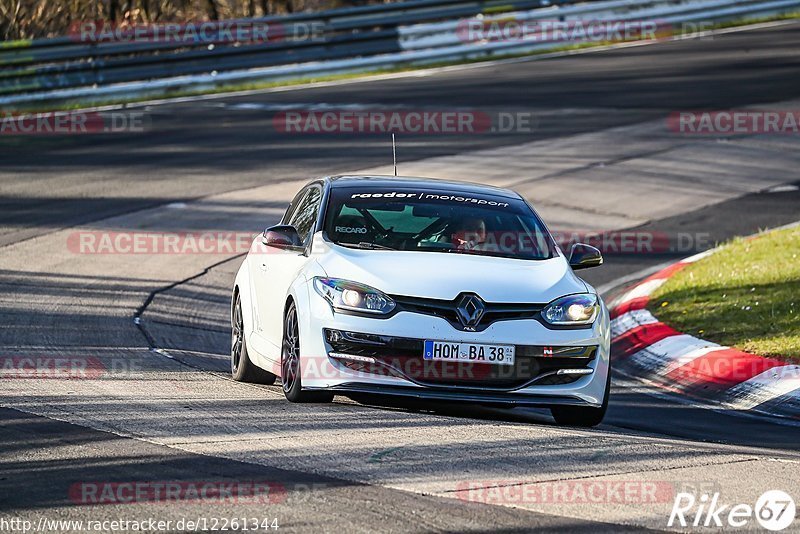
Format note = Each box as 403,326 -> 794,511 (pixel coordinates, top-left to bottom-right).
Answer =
262,225 -> 303,249
569,243 -> 603,270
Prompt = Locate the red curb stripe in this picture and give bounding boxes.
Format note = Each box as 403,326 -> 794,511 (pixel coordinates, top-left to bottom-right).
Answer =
608,240 -> 798,419
610,296 -> 649,320
611,322 -> 682,358
609,263 -> 687,319
642,262 -> 687,283
665,348 -> 785,389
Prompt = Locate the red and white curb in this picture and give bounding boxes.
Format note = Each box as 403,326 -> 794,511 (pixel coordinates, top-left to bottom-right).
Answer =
608,250 -> 800,421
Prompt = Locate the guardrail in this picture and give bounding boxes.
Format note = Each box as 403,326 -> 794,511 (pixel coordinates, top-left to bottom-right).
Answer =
0,0 -> 797,107
0,0 -> 553,86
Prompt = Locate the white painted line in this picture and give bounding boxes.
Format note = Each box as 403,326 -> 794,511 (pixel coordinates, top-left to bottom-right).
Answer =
610,309 -> 659,338
765,184 -> 800,193
598,259 -> 676,298
615,278 -> 667,305
638,339 -> 724,376
771,219 -> 800,232
679,249 -> 717,264
661,344 -> 730,375
724,365 -> 800,410
225,102 -> 385,111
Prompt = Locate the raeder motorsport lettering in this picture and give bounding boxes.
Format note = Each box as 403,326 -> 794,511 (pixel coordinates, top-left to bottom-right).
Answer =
350,191 -> 509,207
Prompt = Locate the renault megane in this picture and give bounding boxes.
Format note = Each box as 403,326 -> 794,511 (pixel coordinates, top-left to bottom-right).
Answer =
231,175 -> 610,426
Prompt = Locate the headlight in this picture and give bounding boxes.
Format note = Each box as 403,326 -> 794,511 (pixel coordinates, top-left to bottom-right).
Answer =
313,277 -> 396,315
542,293 -> 599,326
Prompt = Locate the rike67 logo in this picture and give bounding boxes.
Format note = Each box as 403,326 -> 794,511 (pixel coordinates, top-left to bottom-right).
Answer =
669,490 -> 795,531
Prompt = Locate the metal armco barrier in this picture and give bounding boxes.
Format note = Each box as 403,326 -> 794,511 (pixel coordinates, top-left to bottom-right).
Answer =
0,0 -> 797,107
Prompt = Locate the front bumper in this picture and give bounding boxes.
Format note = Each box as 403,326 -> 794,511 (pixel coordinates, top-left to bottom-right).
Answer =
318,383 -> 599,408
299,292 -> 611,407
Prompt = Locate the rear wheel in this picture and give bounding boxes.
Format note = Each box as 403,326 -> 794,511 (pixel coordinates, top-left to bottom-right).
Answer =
231,293 -> 277,384
281,302 -> 333,403
550,372 -> 610,427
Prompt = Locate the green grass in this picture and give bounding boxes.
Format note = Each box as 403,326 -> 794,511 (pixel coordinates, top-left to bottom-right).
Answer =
650,226 -> 800,361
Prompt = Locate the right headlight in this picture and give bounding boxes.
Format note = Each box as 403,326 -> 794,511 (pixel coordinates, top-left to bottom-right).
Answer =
541,293 -> 599,326
313,277 -> 396,315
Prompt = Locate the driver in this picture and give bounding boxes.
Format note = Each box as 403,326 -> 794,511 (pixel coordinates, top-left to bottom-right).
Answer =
452,217 -> 487,250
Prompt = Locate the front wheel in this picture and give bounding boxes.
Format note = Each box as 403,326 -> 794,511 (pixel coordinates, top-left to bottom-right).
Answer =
550,372 -> 610,427
232,293 -> 277,385
281,302 -> 333,403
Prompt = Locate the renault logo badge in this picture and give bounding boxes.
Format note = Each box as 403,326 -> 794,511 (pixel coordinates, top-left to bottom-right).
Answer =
456,294 -> 486,329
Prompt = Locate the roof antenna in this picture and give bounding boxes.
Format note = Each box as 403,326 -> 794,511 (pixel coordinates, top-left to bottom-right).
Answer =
392,133 -> 397,177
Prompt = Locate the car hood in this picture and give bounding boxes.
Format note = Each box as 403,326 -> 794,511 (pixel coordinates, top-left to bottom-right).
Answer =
314,240 -> 588,303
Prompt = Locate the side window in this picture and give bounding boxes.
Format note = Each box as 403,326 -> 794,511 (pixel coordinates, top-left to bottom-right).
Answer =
282,190 -> 306,224
288,187 -> 322,244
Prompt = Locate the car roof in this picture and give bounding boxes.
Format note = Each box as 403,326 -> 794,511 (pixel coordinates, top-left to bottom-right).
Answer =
326,175 -> 522,200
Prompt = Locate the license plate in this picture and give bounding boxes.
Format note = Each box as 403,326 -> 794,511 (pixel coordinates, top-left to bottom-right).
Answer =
423,340 -> 515,366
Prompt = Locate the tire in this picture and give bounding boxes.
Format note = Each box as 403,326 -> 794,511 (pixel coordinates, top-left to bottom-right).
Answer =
231,292 -> 277,385
550,371 -> 610,427
281,301 -> 333,403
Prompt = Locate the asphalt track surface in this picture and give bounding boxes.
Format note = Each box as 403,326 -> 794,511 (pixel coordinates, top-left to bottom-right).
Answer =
1,21 -> 800,532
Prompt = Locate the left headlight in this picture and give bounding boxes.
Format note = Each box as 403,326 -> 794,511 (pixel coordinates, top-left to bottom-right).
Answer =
313,277 -> 396,315
542,293 -> 599,326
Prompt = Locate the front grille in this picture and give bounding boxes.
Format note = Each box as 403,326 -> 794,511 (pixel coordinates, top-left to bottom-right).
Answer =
391,293 -> 543,331
325,329 -> 596,390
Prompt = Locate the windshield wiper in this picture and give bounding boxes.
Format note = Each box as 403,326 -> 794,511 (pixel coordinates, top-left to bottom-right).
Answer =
415,245 -> 460,253
341,242 -> 397,251
415,246 -> 544,260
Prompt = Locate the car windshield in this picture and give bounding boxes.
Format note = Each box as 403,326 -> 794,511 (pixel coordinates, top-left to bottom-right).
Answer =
323,187 -> 556,260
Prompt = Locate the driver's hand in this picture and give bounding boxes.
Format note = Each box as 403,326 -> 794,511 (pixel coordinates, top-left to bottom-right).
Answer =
456,238 -> 477,250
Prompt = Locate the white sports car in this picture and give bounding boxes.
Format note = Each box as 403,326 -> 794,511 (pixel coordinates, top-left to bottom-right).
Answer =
231,175 -> 610,426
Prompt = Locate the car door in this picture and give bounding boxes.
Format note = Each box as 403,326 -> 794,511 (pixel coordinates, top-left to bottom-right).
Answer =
246,188 -> 303,360
249,184 -> 323,360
